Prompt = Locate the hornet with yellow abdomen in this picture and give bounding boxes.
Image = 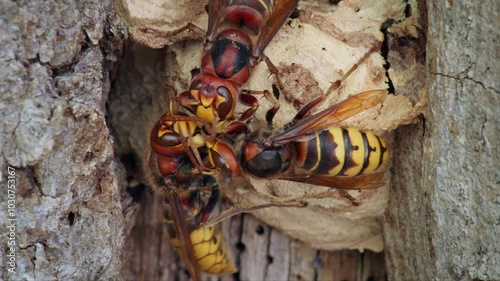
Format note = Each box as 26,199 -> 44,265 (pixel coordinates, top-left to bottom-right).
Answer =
168,222 -> 235,274
162,175 -> 236,276
295,127 -> 389,177
145,153 -> 236,280
144,0 -> 390,278
239,90 -> 390,190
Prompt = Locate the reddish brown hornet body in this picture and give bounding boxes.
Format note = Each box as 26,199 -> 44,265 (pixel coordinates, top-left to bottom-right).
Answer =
149,113 -> 241,178
146,153 -> 237,279
176,0 -> 299,129
146,1 -> 301,280
153,0 -> 299,179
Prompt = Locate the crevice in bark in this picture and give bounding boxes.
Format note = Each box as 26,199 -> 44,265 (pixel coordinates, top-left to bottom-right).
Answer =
431,72 -> 499,93
263,226 -> 272,278
404,1 -> 412,18
312,250 -> 322,281
233,213 -> 246,281
380,21 -> 396,95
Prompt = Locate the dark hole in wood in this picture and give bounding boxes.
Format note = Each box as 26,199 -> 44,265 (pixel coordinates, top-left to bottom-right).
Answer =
236,242 -> 246,252
183,268 -> 191,278
272,83 -> 280,100
83,151 -> 93,163
404,3 -> 412,17
312,256 -> 324,269
255,224 -> 265,235
190,67 -> 200,78
267,255 -> 273,264
290,8 -> 300,20
68,212 -> 75,226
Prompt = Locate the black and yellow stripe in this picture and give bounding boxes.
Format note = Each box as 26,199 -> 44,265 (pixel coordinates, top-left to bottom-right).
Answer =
295,127 -> 389,176
168,224 -> 237,275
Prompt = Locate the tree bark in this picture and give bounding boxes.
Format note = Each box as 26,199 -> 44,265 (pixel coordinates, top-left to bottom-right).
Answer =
383,0 -> 499,280
0,0 -> 129,280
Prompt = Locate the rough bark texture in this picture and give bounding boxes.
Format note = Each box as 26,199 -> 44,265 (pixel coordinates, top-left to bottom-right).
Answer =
383,0 -> 499,280
0,0 -> 130,280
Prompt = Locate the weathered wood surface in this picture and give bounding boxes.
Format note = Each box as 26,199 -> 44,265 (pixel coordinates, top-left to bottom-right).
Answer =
383,0 -> 500,280
122,192 -> 386,281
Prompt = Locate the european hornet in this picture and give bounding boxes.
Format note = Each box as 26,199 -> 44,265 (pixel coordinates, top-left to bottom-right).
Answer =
146,0 -> 304,275
146,0 -> 390,279
145,152 -> 237,280
148,107 -> 242,280
149,0 -> 302,184
147,113 -> 300,279
149,112 -> 241,178
238,89 -> 390,189
172,0 -> 299,132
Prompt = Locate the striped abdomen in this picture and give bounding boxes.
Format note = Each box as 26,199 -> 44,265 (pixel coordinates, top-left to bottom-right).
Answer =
295,127 -> 389,176
167,223 -> 237,275
207,0 -> 272,83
